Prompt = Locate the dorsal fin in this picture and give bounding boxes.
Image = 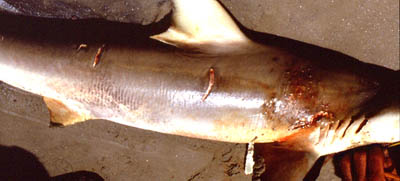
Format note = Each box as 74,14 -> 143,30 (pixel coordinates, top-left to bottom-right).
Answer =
151,0 -> 259,55
43,97 -> 91,126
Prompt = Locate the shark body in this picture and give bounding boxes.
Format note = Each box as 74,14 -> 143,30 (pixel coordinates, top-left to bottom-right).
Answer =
0,0 -> 398,179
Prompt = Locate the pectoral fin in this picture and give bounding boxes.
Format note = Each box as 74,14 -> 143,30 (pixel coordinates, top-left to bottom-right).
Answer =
151,0 -> 259,55
43,97 -> 90,126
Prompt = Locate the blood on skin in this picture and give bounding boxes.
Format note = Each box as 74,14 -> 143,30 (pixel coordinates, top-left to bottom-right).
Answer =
201,67 -> 215,101
93,44 -> 106,68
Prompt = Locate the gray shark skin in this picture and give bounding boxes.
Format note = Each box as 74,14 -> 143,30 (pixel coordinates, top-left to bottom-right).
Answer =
0,0 -> 398,180
0,12 -> 397,149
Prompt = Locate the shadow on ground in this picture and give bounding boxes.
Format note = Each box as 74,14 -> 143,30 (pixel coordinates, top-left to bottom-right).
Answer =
0,145 -> 103,181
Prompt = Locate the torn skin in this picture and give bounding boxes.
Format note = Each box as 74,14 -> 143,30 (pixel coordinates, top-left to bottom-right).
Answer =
77,44 -> 88,51
291,111 -> 334,130
93,44 -> 106,68
202,67 -> 215,101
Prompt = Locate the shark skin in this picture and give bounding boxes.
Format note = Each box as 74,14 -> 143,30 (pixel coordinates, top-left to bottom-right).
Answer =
0,0 -> 398,180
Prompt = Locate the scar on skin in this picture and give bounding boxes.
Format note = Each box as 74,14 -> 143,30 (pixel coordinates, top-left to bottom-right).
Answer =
93,44 -> 106,68
77,44 -> 88,51
202,67 -> 215,101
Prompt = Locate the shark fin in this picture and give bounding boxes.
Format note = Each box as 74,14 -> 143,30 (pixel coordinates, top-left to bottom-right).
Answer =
151,0 -> 258,55
43,97 -> 90,126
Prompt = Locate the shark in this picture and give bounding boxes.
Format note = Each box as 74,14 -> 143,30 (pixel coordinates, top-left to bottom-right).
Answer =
0,0 -> 398,180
